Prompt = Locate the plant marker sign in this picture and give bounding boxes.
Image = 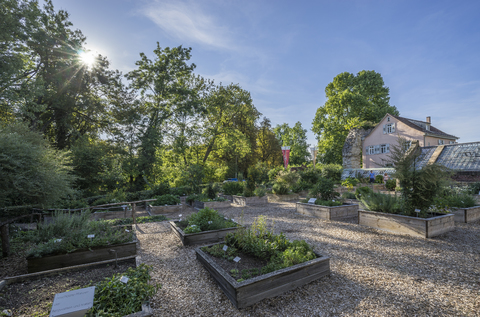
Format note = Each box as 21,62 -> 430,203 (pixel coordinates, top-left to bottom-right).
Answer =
281,146 -> 291,169
50,286 -> 95,317
223,245 -> 228,252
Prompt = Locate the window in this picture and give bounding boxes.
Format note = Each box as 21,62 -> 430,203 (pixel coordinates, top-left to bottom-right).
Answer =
383,123 -> 395,134
380,144 -> 390,153
403,140 -> 412,151
438,140 -> 444,145
366,144 -> 390,155
449,141 -> 455,144
387,117 -> 390,122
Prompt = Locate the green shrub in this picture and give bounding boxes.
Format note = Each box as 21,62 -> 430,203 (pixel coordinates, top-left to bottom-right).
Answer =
268,166 -> 284,182
468,182 -> 480,195
202,183 -> 217,200
341,192 -> 356,199
183,207 -> 237,233
375,175 -> 384,184
291,180 -> 310,193
355,186 -> 373,200
222,182 -> 244,195
170,186 -> 191,196
272,183 -> 289,195
314,199 -> 342,207
87,264 -> 159,316
105,215 -> 168,225
433,194 -> 476,209
320,164 -> 343,181
385,179 -> 396,191
25,211 -> 134,258
150,183 -> 170,196
341,177 -> 359,188
360,192 -> 401,214
152,194 -> 180,206
254,186 -> 267,197
299,168 -> 322,185
309,178 -> 338,200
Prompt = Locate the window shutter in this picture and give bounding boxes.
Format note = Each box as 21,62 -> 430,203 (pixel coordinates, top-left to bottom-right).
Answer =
391,123 -> 396,133
383,125 -> 386,134
386,144 -> 390,153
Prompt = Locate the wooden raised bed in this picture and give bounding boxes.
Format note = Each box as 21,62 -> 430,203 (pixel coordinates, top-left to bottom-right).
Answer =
297,202 -> 359,220
358,209 -> 455,238
450,206 -> 480,223
195,243 -> 330,309
27,239 -> 137,273
267,193 -> 299,202
232,195 -> 268,206
218,194 -> 233,202
170,221 -> 242,246
193,200 -> 232,209
149,204 -> 183,214
91,210 -> 148,221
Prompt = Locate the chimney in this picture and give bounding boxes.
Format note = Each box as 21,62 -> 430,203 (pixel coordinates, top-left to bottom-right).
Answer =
426,116 -> 431,131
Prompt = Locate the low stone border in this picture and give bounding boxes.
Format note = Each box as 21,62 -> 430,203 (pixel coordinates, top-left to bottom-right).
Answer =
170,221 -> 243,246
297,203 -> 359,221
450,206 -> 480,223
195,243 -> 330,309
358,210 -> 455,238
232,195 -> 268,206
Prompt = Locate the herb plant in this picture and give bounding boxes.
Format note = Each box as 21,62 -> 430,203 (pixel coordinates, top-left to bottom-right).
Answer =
182,207 -> 238,234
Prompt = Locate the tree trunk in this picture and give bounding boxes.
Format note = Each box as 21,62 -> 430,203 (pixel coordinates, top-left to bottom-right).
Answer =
1,225 -> 10,257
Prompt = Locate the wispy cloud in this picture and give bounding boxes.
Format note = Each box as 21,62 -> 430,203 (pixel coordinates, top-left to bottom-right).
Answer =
140,0 -> 234,50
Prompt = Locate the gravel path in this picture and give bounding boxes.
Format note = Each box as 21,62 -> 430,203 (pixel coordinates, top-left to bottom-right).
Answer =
136,202 -> 480,316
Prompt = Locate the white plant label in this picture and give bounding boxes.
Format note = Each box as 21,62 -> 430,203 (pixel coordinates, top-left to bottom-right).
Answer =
308,198 -> 316,204
223,245 -> 228,251
55,239 -> 62,243
125,229 -> 130,233
233,256 -> 241,263
87,234 -> 95,238
120,276 -> 129,284
231,219 -> 235,222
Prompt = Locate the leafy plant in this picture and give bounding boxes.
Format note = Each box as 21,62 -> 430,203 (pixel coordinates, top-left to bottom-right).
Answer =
309,178 -> 338,200
385,179 -> 396,191
320,164 -> 343,181
222,182 -> 244,195
468,182 -> 480,195
105,215 -> 168,225
341,177 -> 359,188
341,192 -> 356,199
272,183 -> 289,195
355,186 -> 373,200
152,194 -> 180,206
202,183 -> 218,200
182,207 -> 237,233
170,186 -> 192,196
314,199 -> 342,207
360,192 -> 402,215
375,174 -> 384,184
254,186 -> 267,197
86,264 -> 159,316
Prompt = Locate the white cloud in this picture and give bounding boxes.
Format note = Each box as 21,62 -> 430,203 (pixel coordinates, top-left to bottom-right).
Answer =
140,0 -> 234,50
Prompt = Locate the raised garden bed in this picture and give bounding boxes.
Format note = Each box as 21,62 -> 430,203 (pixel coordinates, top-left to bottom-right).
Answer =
450,206 -> 480,223
358,209 -> 455,238
91,210 -> 147,220
27,239 -> 137,273
149,204 -> 183,214
267,193 -> 299,202
170,221 -> 242,246
232,195 -> 268,206
195,243 -> 330,309
218,194 -> 233,202
193,200 -> 231,209
296,202 -> 358,220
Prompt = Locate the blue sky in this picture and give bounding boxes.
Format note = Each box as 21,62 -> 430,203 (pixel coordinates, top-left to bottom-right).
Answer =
54,0 -> 480,146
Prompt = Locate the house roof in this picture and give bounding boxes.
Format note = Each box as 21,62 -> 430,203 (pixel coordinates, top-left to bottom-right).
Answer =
417,142 -> 480,171
392,115 -> 458,140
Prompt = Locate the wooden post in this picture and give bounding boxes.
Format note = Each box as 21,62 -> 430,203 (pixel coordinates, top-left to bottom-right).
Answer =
132,203 -> 136,225
1,224 -> 10,257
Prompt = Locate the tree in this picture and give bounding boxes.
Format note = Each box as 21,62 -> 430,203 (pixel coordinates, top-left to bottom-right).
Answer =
126,43 -> 198,188
256,117 -> 282,167
0,124 -> 75,209
274,121 -> 310,165
312,70 -> 399,164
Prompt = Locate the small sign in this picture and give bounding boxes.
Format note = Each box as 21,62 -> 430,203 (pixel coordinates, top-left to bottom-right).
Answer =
222,245 -> 228,252
179,214 -> 182,218
308,198 -> 316,204
125,229 -> 130,233
120,276 -> 129,284
231,219 -> 235,222
50,286 -> 95,317
87,234 -> 95,238
332,200 -> 335,202
233,256 -> 241,262
55,239 -> 62,243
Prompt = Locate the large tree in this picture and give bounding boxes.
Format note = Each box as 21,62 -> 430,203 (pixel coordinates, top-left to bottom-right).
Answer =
312,70 -> 399,164
274,121 -> 310,166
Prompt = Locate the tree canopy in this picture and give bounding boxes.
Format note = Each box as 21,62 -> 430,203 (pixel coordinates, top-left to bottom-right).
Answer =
274,121 -> 310,166
312,70 -> 399,164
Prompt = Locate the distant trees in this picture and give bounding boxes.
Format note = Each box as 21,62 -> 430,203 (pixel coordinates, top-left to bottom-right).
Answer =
274,121 -> 310,166
312,70 -> 399,164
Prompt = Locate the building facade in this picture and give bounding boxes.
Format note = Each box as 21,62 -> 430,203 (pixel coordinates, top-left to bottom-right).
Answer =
362,114 -> 458,169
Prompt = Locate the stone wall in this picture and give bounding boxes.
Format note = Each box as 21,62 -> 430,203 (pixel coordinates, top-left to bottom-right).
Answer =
342,128 -> 373,169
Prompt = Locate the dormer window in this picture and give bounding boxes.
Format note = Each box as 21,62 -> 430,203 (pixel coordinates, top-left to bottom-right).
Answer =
387,117 -> 390,122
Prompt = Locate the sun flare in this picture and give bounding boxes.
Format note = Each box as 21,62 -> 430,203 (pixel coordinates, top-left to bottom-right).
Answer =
79,50 -> 96,68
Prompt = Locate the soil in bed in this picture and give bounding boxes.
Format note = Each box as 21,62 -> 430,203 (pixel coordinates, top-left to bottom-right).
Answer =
0,260 -> 136,316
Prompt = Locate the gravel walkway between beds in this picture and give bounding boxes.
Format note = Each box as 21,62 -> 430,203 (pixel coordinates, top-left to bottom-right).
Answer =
136,202 -> 480,317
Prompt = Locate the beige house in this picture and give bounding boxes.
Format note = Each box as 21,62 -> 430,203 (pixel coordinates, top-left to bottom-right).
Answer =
362,114 -> 459,168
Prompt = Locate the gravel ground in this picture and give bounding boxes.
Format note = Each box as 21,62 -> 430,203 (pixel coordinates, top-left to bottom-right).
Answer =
137,202 -> 480,317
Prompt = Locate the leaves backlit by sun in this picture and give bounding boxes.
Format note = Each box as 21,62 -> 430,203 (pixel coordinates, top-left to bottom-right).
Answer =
79,50 -> 96,68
